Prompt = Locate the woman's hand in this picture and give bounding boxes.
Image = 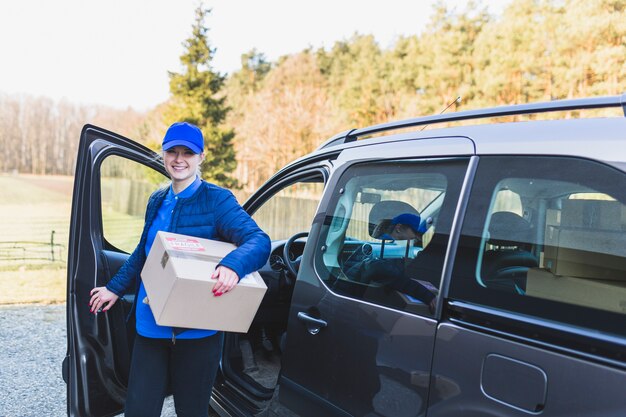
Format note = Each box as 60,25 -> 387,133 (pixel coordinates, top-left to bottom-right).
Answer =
211,266 -> 239,296
89,286 -> 119,313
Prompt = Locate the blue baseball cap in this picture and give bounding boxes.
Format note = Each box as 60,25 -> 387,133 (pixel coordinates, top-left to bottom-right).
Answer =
373,213 -> 430,240
162,122 -> 204,154
391,213 -> 429,234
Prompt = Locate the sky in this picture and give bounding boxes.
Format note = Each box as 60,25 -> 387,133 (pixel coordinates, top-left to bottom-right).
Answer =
0,0 -> 511,111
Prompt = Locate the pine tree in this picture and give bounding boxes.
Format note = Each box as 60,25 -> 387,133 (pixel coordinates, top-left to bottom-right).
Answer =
166,5 -> 239,188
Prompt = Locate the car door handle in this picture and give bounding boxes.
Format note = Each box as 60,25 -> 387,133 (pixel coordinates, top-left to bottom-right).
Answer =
297,312 -> 327,335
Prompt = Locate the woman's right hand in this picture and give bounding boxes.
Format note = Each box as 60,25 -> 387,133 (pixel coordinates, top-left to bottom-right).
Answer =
89,286 -> 119,313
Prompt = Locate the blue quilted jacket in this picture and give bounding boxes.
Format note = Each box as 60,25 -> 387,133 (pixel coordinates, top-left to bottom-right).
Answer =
106,180 -> 271,304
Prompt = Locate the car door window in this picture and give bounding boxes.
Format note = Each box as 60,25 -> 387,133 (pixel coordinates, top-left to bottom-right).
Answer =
251,180 -> 325,241
100,155 -> 168,253
315,159 -> 468,316
450,156 -> 626,336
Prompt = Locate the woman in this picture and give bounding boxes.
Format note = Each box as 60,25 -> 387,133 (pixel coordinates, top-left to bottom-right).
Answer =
89,121 -> 271,417
354,213 -> 436,312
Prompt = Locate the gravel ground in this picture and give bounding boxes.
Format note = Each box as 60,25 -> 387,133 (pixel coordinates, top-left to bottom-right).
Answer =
0,304 -> 177,417
0,304 -> 66,417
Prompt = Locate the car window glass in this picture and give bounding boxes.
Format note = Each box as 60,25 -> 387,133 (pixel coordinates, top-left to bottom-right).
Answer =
316,159 -> 468,316
101,155 -> 168,253
252,179 -> 325,241
450,156 -> 626,336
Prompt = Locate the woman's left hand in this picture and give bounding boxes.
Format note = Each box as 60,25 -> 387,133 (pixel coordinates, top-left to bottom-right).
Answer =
211,266 -> 239,296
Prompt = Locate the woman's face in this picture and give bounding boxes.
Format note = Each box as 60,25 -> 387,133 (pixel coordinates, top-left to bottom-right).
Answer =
163,146 -> 203,185
389,224 -> 420,241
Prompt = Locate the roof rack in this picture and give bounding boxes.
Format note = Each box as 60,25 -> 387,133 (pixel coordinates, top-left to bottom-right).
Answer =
318,93 -> 626,150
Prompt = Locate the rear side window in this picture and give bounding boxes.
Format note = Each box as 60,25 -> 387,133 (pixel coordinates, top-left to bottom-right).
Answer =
450,156 -> 626,336
315,159 -> 468,316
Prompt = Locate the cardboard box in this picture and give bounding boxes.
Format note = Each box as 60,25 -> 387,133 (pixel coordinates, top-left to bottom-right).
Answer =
141,231 -> 267,333
543,227 -> 626,280
526,268 -> 626,314
561,199 -> 626,231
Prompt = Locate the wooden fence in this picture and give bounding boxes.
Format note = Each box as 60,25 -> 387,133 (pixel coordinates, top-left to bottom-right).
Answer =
0,231 -> 65,268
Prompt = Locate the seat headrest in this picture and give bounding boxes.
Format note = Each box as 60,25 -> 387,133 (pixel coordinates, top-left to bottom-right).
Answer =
368,200 -> 419,238
488,211 -> 531,247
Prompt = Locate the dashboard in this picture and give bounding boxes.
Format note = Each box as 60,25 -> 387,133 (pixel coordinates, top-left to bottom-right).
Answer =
267,240 -> 306,272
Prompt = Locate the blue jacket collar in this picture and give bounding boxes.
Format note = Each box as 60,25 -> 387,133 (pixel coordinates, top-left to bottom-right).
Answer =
168,176 -> 202,200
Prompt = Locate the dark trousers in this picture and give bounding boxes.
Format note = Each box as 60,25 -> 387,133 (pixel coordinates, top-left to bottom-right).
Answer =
125,333 -> 223,417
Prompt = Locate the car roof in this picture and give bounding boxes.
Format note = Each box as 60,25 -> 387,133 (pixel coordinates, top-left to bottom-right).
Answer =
364,117 -> 626,161
270,95 -> 626,179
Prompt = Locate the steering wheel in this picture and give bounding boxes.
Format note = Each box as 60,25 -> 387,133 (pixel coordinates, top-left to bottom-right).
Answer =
283,232 -> 309,279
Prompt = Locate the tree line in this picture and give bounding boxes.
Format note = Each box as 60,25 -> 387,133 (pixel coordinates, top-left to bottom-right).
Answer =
1,0 -> 624,194
226,0 -> 626,191
0,94 -> 157,175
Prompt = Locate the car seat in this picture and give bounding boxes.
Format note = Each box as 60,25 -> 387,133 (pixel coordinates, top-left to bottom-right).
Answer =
481,211 -> 539,293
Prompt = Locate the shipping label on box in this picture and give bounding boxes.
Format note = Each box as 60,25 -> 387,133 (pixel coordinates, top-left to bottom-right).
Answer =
141,231 -> 267,333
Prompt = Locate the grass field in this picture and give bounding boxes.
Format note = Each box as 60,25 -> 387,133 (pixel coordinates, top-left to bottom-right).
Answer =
0,174 -> 73,304
0,265 -> 67,304
0,173 -> 150,305
0,173 -> 311,305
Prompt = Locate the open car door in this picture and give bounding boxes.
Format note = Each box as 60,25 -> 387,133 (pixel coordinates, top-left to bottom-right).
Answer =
63,125 -> 168,417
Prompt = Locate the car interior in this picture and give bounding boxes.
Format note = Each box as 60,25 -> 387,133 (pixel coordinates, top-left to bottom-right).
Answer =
220,176 -> 323,403
475,177 -> 626,315
479,210 -> 539,293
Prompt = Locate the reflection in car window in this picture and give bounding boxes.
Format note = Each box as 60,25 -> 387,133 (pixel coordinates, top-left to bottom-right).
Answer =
101,155 -> 168,253
316,160 -> 468,316
450,156 -> 626,336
